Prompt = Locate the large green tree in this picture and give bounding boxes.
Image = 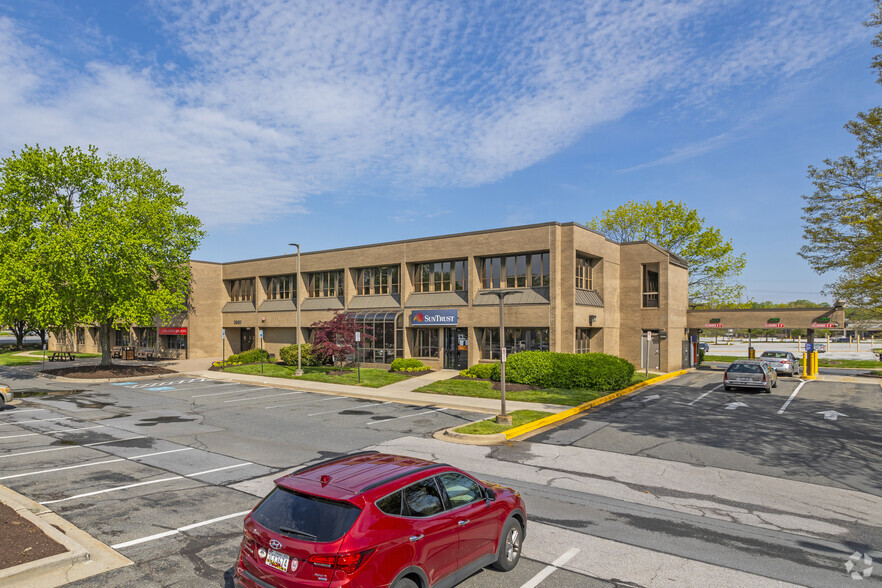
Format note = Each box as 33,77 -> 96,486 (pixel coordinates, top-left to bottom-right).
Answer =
0,145 -> 205,365
586,200 -> 746,307
800,3 -> 882,314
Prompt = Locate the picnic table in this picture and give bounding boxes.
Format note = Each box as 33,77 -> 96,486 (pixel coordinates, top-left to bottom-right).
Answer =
48,351 -> 75,362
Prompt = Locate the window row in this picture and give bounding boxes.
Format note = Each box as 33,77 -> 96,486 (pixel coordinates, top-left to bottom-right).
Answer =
375,472 -> 485,518
225,252 -> 609,301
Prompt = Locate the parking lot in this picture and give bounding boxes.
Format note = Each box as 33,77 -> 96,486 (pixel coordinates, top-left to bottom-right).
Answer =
2,367 -> 881,587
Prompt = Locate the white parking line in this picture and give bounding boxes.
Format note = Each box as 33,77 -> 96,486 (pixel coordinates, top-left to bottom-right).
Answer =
0,435 -> 147,459
777,380 -> 807,414
188,383 -> 244,397
112,510 -> 251,550
688,384 -> 722,405
40,476 -> 185,505
188,462 -> 252,477
0,447 -> 193,481
265,396 -> 338,410
2,409 -> 47,414
520,547 -> 580,588
0,416 -> 71,427
365,408 -> 448,426
308,401 -> 390,417
0,424 -> 106,441
224,391 -> 303,403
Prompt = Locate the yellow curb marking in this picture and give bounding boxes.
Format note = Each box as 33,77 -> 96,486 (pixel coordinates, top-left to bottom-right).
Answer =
504,370 -> 689,440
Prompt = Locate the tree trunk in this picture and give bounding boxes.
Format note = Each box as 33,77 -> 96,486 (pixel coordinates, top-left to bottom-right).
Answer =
99,323 -> 113,366
10,320 -> 28,350
37,328 -> 47,348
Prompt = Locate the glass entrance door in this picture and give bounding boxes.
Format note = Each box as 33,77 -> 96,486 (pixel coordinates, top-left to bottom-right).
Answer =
240,328 -> 255,352
444,328 -> 468,370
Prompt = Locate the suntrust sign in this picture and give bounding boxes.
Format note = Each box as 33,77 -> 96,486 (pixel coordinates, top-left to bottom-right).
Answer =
410,309 -> 458,326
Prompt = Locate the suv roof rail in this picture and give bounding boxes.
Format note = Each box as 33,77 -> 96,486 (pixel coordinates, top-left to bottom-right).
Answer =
359,463 -> 449,493
292,450 -> 380,476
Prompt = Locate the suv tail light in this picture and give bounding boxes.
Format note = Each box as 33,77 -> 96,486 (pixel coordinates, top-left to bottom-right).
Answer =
309,549 -> 375,575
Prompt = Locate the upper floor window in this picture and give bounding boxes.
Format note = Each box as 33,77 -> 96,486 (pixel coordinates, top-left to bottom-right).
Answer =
481,253 -> 549,289
266,275 -> 295,300
576,256 -> 595,290
357,266 -> 400,295
642,264 -> 659,308
414,260 -> 467,293
230,279 -> 254,302
309,270 -> 344,298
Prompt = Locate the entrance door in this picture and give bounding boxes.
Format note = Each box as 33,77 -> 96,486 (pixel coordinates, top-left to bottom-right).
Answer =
240,328 -> 255,352
641,331 -> 660,370
444,328 -> 468,370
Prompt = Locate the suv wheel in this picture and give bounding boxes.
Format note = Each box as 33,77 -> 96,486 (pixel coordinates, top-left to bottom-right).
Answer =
492,518 -> 523,572
391,579 -> 418,588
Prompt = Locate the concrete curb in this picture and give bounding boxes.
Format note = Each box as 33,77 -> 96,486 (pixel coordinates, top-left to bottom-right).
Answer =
433,370 -> 691,445
0,485 -> 132,587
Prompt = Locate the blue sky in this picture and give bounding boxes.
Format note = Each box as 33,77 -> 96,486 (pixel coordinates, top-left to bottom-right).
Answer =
0,0 -> 878,304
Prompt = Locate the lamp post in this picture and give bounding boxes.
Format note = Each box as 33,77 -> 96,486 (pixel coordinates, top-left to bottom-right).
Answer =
289,243 -> 303,376
485,289 -> 522,425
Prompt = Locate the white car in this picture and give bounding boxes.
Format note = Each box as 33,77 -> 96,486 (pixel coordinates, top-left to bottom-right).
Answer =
0,383 -> 12,408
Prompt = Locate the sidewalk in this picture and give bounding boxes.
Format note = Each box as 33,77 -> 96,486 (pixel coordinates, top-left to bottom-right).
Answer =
167,360 -> 568,415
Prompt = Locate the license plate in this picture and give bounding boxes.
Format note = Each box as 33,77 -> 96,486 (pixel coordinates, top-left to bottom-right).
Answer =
265,549 -> 290,572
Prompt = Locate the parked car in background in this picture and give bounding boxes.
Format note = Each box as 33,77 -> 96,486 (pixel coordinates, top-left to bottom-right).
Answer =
698,342 -> 709,352
235,451 -> 527,588
759,351 -> 801,377
724,359 -> 777,392
0,383 -> 12,408
815,343 -> 827,353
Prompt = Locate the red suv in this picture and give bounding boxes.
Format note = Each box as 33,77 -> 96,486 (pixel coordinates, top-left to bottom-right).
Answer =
234,451 -> 527,588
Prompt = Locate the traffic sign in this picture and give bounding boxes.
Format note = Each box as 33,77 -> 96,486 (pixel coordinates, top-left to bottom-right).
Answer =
259,329 -> 264,339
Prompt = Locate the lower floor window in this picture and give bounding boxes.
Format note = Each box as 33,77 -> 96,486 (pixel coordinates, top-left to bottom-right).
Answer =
414,329 -> 439,357
576,328 -> 593,353
162,335 -> 187,350
479,327 -> 550,360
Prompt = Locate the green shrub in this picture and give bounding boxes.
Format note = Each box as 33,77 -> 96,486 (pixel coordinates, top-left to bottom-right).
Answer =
391,358 -> 425,371
502,351 -> 634,390
227,348 -> 274,364
279,344 -> 323,366
462,362 -> 499,380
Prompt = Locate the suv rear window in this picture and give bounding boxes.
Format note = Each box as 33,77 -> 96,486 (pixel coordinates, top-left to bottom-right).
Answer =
727,363 -> 763,373
252,487 -> 361,542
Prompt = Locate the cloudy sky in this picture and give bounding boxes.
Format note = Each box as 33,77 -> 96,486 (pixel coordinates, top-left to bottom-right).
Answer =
0,0 -> 877,303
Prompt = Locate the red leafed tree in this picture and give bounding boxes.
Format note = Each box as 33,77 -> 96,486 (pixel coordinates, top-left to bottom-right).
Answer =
311,312 -> 374,371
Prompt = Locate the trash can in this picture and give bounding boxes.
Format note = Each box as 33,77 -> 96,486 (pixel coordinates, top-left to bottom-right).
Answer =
124,347 -> 135,360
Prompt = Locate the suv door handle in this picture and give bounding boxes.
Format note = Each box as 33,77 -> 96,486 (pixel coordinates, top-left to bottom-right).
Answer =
458,519 -> 470,526
409,534 -> 424,542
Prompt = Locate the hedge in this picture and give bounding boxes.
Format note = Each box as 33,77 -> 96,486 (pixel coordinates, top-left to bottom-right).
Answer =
226,348 -> 274,364
500,351 -> 634,390
279,343 -> 324,367
460,362 -> 500,380
391,358 -> 428,372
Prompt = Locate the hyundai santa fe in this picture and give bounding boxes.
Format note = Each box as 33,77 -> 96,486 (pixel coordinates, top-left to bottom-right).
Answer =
235,451 -> 527,588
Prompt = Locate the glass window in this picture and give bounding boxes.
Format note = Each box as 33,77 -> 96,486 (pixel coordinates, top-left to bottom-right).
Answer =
267,275 -> 294,300
482,253 -> 548,289
415,328 -> 440,357
576,328 -> 591,354
438,472 -> 483,508
414,261 -> 467,292
479,327 -> 549,359
402,478 -> 444,517
376,491 -> 403,516
252,487 -> 362,542
309,271 -> 344,297
162,335 -> 187,350
230,279 -> 254,302
114,329 -> 130,346
357,266 -> 400,295
576,256 -> 594,290
76,327 -> 85,345
643,264 -> 659,308
137,327 -> 156,348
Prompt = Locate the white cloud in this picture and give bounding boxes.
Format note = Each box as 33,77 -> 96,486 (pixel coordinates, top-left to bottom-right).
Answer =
0,0 -> 871,226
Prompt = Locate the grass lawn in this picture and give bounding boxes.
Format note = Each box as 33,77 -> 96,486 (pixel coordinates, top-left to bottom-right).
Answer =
0,351 -> 43,366
455,410 -> 554,435
703,354 -> 882,369
221,363 -> 412,388
416,371 -> 658,407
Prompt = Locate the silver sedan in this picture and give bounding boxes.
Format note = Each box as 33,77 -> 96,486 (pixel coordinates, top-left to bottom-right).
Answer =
724,360 -> 778,392
0,383 -> 12,408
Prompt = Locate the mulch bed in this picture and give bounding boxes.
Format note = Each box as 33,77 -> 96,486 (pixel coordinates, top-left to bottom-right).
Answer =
43,364 -> 176,379
450,375 -> 540,392
0,502 -> 67,570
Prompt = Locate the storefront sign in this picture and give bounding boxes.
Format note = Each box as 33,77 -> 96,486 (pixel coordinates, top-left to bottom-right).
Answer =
159,327 -> 187,335
705,323 -> 723,328
410,309 -> 458,326
765,323 -> 785,328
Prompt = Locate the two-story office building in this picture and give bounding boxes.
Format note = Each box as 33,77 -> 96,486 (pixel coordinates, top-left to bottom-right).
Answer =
54,222 -> 690,372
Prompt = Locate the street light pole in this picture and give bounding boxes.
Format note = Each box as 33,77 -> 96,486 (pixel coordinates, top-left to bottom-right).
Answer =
486,289 -> 522,425
289,243 -> 303,376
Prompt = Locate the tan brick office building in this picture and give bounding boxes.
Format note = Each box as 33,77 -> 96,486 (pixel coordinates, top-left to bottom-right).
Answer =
56,223 -> 691,372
